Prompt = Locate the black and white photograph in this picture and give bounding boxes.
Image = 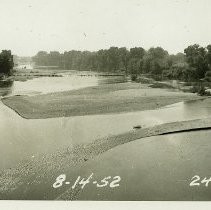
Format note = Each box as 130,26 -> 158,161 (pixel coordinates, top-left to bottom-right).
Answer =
1,0 -> 211,204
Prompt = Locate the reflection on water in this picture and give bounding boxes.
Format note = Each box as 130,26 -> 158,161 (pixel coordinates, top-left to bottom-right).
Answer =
0,80 -> 13,97
0,80 -> 13,88
0,72 -> 128,97
0,74 -> 99,97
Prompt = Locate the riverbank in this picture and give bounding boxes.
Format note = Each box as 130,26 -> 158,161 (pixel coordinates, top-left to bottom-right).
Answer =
2,82 -> 201,119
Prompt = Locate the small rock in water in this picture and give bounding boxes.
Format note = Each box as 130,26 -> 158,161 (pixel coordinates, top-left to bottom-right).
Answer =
133,125 -> 142,129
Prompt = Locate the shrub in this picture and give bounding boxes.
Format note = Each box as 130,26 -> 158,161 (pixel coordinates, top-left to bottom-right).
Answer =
131,74 -> 137,81
198,86 -> 206,96
191,85 -> 211,96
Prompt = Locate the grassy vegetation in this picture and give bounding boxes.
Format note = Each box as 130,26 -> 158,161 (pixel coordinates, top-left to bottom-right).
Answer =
2,82 -> 200,119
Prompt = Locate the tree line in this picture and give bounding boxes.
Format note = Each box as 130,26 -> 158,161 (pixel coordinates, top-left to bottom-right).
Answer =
0,50 -> 14,76
32,44 -> 211,82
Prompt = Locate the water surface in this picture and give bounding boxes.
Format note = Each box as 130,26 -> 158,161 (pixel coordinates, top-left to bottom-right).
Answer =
0,97 -> 211,169
0,72 -> 99,96
0,72 -> 211,169
0,71 -> 127,96
74,129 -> 211,200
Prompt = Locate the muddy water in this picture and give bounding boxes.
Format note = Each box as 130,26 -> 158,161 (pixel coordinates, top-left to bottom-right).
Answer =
0,73 -> 211,169
0,71 -> 127,96
74,129 -> 211,200
0,97 -> 211,169
0,74 -> 99,96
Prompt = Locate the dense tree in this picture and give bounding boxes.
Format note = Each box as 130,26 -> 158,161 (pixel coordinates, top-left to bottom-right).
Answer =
128,47 -> 145,76
206,45 -> 211,71
32,44 -> 211,82
184,44 -> 209,79
167,53 -> 186,67
0,50 -> 14,76
142,47 -> 169,76
33,51 -> 49,66
129,47 -> 145,59
118,47 -> 130,74
49,51 -> 62,67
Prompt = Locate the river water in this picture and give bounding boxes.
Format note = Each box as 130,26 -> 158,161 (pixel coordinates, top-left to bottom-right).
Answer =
0,71 -> 211,169
0,71 -> 113,96
74,129 -> 211,201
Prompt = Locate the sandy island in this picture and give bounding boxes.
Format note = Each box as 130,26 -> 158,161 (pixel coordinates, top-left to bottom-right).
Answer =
2,82 -> 201,119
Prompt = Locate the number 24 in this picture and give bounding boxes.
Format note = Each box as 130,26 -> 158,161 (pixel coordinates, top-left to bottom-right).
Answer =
190,175 -> 211,187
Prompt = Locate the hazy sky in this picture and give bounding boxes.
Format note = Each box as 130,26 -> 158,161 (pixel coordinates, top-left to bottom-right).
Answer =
0,0 -> 211,56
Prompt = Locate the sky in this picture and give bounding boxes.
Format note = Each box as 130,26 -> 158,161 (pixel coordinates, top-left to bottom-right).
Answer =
0,0 -> 211,56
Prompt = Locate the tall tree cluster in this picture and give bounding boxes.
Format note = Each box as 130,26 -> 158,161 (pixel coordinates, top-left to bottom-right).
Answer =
32,44 -> 211,81
32,47 -> 170,74
0,50 -> 14,76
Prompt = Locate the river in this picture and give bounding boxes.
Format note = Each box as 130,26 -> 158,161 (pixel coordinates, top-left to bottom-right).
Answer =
0,71 -> 211,170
